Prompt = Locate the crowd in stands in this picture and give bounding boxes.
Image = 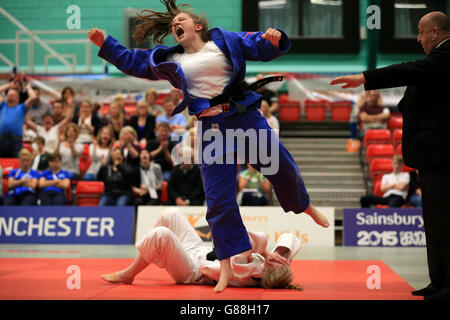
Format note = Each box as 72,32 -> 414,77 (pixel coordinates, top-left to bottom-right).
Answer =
0,73 -> 280,207
355,90 -> 422,209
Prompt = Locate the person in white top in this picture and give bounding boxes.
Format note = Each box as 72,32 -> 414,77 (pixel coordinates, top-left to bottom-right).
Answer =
260,100 -> 279,136
360,154 -> 410,208
101,207 -> 302,290
83,126 -> 115,181
57,122 -> 84,180
25,100 -> 73,154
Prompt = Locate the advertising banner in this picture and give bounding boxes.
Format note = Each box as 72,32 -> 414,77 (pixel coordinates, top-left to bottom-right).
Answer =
0,206 -> 135,244
136,206 -> 335,248
343,208 -> 425,247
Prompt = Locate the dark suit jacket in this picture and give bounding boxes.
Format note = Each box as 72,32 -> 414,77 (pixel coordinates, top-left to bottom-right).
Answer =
363,38 -> 450,169
127,115 -> 156,142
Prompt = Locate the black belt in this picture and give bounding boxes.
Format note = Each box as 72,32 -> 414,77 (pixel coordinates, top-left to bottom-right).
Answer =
209,76 -> 284,114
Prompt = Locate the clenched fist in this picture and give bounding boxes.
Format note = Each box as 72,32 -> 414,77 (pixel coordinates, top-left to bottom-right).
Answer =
261,28 -> 282,48
88,28 -> 105,48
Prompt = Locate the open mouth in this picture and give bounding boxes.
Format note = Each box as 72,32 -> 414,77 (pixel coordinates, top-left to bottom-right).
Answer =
175,26 -> 184,38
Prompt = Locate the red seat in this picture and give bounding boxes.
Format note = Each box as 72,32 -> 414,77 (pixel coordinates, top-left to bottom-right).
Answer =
2,178 -> 8,195
396,144 -> 402,155
329,101 -> 352,122
161,181 -> 169,203
369,158 -> 393,185
363,129 -> 392,149
365,144 -> 394,166
23,141 -> 33,152
373,181 -> 383,197
75,181 -> 105,206
279,101 -> 301,122
0,158 -> 20,178
278,94 -> 290,102
392,129 -> 402,150
388,116 -> 403,132
304,99 -> 327,122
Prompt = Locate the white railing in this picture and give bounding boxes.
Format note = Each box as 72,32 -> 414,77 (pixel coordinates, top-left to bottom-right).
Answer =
0,6 -> 106,73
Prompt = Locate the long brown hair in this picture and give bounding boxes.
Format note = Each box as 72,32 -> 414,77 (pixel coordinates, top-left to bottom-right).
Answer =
260,265 -> 303,291
132,0 -> 210,44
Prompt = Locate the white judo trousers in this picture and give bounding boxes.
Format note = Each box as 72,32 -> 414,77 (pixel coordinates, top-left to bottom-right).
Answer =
135,207 -> 302,287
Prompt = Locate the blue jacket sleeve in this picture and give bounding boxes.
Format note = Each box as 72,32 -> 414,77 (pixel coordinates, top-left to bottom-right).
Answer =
234,29 -> 290,62
98,35 -> 156,80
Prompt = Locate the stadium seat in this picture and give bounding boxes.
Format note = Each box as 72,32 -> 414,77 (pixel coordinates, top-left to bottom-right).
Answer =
369,158 -> 393,185
363,129 -> 392,149
329,101 -> 352,122
2,178 -> 8,195
392,129 -> 402,150
161,181 -> 169,203
0,158 -> 20,178
388,116 -> 403,132
365,144 -> 394,166
396,144 -> 402,155
373,180 -> 383,197
79,144 -> 91,177
278,93 -> 290,102
279,101 -> 301,122
304,99 -> 327,122
75,181 -> 105,206
23,141 -> 33,152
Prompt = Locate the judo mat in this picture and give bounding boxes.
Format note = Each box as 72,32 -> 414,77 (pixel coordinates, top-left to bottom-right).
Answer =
0,258 -> 421,300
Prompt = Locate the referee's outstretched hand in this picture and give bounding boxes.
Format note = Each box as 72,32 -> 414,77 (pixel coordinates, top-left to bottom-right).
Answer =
88,28 -> 105,48
262,28 -> 281,48
330,74 -> 366,89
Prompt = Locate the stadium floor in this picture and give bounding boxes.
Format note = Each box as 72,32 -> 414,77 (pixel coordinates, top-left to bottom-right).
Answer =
0,244 -> 427,300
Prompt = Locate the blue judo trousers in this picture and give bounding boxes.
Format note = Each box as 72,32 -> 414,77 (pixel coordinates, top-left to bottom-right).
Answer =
98,27 -> 310,260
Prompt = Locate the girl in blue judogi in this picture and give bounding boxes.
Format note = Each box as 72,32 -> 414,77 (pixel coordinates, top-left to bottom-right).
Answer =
89,0 -> 328,293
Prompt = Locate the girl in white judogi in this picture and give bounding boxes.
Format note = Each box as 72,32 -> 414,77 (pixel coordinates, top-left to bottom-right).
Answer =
101,207 -> 302,290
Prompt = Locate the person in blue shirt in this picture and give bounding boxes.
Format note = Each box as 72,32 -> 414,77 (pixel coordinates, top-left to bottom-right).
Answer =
4,149 -> 39,205
38,152 -> 71,206
88,0 -> 329,292
0,81 -> 38,158
156,97 -> 187,142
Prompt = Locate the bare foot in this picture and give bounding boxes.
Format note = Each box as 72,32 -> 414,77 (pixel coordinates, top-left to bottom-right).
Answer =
101,270 -> 134,284
214,258 -> 233,293
304,204 -> 329,228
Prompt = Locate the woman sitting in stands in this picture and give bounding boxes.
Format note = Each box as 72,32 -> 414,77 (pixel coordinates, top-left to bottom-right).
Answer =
56,123 -> 84,181
106,100 -> 126,140
145,88 -> 165,117
128,100 -> 156,148
38,152 -> 71,206
97,147 -> 134,206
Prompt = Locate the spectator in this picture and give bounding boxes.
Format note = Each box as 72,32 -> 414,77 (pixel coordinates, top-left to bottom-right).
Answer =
31,136 -> 51,172
25,101 -> 73,154
57,123 -> 84,180
97,147 -> 134,206
8,78 -> 28,103
52,98 -> 67,126
106,100 -> 126,140
237,164 -> 272,206
38,152 -> 71,206
117,126 -> 141,167
0,82 -> 37,158
358,90 -> 390,137
128,100 -> 156,148
165,146 -> 204,206
4,149 -> 39,205
27,86 -> 53,126
83,126 -> 115,181
72,100 -> 104,144
147,122 -> 176,181
260,100 -> 279,135
156,97 -> 187,142
144,88 -> 164,117
61,86 -> 80,119
360,155 -> 410,208
408,170 -> 422,208
132,149 -> 163,206
255,74 -> 279,115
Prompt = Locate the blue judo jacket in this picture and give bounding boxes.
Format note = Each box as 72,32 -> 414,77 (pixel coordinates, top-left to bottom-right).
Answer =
98,27 -> 290,117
